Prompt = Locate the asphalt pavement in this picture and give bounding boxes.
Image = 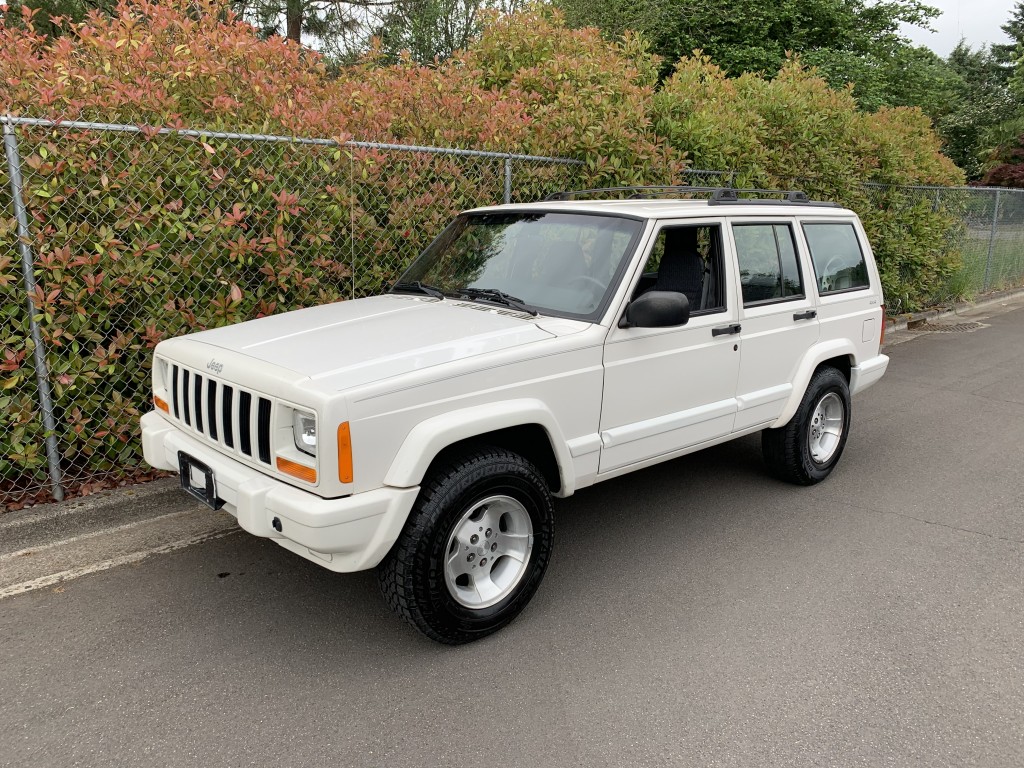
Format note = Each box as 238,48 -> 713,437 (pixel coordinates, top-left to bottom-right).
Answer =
1,298 -> 1023,768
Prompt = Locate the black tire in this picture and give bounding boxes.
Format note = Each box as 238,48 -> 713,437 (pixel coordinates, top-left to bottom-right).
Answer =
378,446 -> 554,644
762,366 -> 852,486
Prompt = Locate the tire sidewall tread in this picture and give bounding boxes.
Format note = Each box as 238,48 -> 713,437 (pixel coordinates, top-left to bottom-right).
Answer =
378,446 -> 554,644
762,366 -> 852,486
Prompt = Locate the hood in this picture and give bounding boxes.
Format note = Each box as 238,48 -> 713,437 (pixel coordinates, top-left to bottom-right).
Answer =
186,295 -> 559,389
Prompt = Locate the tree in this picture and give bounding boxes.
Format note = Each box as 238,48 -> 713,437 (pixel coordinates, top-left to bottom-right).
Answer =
370,0 -> 525,63
554,0 -> 940,79
231,0 -> 520,62
993,1 -> 1024,69
803,44 -> 959,114
0,0 -> 116,37
937,42 -> 1022,180
231,0 -> 377,56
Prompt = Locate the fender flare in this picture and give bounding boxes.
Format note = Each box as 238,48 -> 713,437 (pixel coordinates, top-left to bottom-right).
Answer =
383,399 -> 576,496
771,340 -> 857,428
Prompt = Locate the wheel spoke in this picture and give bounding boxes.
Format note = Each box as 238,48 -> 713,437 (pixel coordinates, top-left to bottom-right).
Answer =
479,505 -> 503,536
472,570 -> 503,604
453,519 -> 477,548
446,547 -> 472,579
496,532 -> 530,562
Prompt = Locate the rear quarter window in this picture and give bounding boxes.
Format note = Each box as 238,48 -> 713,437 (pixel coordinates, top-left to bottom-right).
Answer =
802,222 -> 870,295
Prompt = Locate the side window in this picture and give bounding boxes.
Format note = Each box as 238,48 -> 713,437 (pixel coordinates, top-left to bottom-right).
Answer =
803,222 -> 870,294
733,223 -> 804,305
632,224 -> 725,314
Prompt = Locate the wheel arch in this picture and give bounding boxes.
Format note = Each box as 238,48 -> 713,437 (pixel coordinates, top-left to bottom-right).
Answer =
771,342 -> 856,428
383,400 -> 574,496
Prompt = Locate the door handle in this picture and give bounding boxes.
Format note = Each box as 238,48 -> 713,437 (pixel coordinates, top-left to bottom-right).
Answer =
793,310 -> 817,321
712,323 -> 742,337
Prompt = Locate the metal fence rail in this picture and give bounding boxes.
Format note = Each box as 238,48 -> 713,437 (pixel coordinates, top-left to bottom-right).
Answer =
2,114 -> 1023,508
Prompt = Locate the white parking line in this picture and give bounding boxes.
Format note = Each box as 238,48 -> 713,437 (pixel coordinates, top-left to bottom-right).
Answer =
0,509 -> 196,562
0,528 -> 239,600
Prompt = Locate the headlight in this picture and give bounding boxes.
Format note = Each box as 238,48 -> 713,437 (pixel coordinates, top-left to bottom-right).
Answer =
292,410 -> 317,456
156,358 -> 169,388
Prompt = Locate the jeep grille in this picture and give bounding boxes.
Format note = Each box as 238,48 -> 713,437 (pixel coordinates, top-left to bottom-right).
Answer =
168,363 -> 273,466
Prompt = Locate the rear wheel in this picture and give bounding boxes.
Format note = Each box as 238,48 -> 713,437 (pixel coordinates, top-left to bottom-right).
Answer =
762,366 -> 851,485
378,446 -> 554,644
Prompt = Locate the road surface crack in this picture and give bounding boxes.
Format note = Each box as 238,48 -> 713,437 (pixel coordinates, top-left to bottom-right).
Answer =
848,502 -> 1024,547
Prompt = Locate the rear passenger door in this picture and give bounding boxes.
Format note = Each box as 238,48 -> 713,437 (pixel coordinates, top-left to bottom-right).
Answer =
729,219 -> 820,431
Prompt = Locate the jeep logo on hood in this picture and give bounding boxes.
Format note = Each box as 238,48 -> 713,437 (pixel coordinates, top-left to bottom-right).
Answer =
207,359 -> 224,374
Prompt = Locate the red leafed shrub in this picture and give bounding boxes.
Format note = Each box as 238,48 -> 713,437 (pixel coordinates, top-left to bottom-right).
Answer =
981,135 -> 1024,187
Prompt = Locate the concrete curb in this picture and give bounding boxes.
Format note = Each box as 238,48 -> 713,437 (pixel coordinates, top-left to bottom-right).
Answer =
0,477 -> 183,556
885,286 -> 1024,332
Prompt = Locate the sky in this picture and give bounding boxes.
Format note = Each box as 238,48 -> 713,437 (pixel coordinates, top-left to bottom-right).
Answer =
902,0 -> 1016,56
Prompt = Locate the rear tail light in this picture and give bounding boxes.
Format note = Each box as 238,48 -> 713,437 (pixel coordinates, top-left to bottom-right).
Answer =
880,304 -> 886,345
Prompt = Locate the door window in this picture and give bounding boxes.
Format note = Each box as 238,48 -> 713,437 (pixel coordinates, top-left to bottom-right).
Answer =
631,224 -> 726,315
733,224 -> 804,305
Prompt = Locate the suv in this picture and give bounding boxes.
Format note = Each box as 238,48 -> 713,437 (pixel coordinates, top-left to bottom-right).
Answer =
141,187 -> 889,643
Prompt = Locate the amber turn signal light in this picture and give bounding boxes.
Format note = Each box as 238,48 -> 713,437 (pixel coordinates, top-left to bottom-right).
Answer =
154,396 -> 169,413
337,422 -> 353,484
276,456 -> 317,483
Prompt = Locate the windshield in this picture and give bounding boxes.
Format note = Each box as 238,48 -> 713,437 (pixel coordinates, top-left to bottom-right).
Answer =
395,212 -> 643,320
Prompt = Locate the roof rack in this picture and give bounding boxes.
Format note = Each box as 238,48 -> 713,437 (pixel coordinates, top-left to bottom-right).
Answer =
542,185 -> 840,207
544,185 -> 722,201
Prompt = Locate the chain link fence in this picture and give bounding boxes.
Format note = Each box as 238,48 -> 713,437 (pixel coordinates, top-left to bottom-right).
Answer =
945,186 -> 1024,295
0,117 -> 601,507
861,183 -> 1024,312
2,115 -> 1023,509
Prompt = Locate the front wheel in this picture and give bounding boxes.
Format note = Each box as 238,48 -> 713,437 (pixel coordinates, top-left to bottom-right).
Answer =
378,446 -> 554,644
762,366 -> 852,485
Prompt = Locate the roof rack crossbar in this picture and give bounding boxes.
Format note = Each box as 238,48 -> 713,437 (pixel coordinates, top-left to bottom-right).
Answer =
544,185 -> 724,201
542,185 -> 838,206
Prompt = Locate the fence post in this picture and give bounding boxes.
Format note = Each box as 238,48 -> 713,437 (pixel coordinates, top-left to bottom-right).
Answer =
349,149 -> 356,301
503,157 -> 512,205
2,117 -> 64,502
984,188 -> 1000,292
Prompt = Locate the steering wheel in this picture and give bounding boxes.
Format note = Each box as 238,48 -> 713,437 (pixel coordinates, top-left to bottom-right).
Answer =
567,275 -> 605,292
819,256 -> 845,292
565,275 -> 606,312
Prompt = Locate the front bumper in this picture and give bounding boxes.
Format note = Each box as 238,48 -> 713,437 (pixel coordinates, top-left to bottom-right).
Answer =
141,411 -> 418,572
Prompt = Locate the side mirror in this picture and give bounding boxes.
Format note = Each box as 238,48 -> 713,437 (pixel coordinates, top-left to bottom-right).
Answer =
619,291 -> 690,328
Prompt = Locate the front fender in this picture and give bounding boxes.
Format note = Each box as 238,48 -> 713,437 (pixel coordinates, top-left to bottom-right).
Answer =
383,399 -> 576,496
771,340 -> 857,428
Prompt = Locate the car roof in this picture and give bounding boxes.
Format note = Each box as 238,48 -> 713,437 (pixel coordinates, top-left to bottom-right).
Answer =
466,199 -> 858,219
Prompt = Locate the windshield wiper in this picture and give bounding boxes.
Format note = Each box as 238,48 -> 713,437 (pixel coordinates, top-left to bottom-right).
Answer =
391,281 -> 446,300
457,287 -> 538,316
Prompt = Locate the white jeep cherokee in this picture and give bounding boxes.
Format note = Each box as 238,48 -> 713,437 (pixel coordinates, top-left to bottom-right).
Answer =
142,187 -> 889,643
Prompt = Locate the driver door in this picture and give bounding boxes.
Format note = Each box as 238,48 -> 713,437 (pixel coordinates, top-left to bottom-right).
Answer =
599,221 -> 742,474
